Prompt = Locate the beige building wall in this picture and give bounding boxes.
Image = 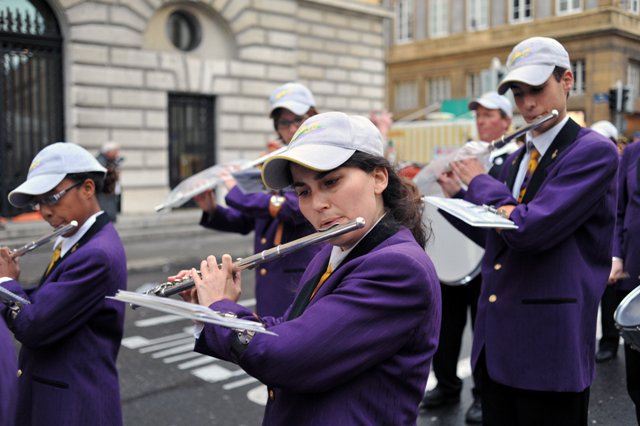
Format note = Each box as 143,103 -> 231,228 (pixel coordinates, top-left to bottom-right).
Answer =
387,2 -> 640,135
49,0 -> 391,213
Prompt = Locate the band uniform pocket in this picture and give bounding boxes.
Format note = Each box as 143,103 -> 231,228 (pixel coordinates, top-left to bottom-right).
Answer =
521,298 -> 577,305
32,375 -> 69,389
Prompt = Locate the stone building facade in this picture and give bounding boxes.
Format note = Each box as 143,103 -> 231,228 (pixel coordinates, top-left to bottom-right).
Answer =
0,0 -> 391,215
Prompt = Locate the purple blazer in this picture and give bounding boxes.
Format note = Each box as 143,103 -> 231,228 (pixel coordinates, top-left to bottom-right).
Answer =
0,317 -> 16,426
0,215 -> 127,426
463,122 -> 618,392
195,221 -> 441,425
613,141 -> 640,291
200,186 -> 321,317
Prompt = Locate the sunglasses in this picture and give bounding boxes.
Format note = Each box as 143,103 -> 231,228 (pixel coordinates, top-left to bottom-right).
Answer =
276,115 -> 308,130
29,181 -> 82,211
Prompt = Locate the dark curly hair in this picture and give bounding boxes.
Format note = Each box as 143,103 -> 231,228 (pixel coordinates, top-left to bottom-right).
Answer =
340,151 -> 430,247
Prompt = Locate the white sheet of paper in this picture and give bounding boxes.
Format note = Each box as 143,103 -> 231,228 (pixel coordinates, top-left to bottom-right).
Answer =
425,196 -> 518,229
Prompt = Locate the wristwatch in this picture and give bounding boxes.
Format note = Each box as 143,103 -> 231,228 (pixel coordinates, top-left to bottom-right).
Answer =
236,329 -> 256,345
219,312 -> 257,345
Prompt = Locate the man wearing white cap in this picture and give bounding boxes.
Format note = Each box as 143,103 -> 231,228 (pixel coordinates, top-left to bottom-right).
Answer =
0,142 -> 127,426
447,37 -> 618,424
423,91 -> 513,424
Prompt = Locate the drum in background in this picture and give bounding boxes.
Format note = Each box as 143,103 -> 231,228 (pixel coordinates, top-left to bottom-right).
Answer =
615,285 -> 640,352
415,165 -> 484,286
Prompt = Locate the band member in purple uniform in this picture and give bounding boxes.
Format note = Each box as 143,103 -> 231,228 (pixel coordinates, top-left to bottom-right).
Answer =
0,316 -> 16,426
609,137 -> 640,423
444,37 -> 618,425
179,111 -> 441,425
589,120 -> 622,364
423,91 -> 513,424
194,82 -> 321,317
0,142 -> 127,426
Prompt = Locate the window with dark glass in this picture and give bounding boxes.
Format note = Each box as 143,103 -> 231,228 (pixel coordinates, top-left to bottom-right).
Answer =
166,10 -> 201,52
168,93 -> 216,206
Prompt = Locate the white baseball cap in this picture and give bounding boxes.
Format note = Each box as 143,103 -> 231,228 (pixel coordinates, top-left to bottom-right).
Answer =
262,111 -> 384,190
269,82 -> 316,117
468,91 -> 513,118
590,120 -> 619,141
498,37 -> 571,95
9,142 -> 107,208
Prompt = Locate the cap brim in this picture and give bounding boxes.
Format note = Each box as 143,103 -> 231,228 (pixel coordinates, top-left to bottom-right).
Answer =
262,144 -> 356,190
468,99 -> 499,111
269,100 -> 311,117
8,173 -> 66,208
497,64 -> 555,94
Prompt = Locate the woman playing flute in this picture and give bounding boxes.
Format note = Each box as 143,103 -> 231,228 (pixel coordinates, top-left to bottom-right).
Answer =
178,111 -> 441,425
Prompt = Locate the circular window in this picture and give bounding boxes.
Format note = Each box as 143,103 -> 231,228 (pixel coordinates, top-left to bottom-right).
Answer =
166,10 -> 201,52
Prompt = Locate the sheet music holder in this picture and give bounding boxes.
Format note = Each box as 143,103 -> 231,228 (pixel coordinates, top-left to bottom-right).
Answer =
0,286 -> 30,307
108,291 -> 276,335
424,196 -> 519,229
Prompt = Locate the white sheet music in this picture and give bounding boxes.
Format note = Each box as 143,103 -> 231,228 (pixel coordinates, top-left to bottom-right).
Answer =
108,291 -> 276,335
425,196 -> 519,229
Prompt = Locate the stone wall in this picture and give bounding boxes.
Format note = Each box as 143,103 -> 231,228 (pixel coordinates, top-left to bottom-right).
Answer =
53,0 -> 391,213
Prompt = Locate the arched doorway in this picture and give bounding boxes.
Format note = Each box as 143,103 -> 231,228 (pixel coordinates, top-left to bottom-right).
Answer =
0,0 -> 63,218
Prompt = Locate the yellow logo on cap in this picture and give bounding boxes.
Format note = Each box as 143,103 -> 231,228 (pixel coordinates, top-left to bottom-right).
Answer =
29,159 -> 42,172
274,89 -> 292,100
509,47 -> 532,66
291,122 -> 321,143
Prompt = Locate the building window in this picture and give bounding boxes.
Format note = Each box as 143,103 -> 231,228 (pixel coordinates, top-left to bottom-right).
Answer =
427,77 -> 451,105
628,61 -> 640,111
429,0 -> 448,37
557,0 -> 581,15
571,60 -> 585,96
166,10 -> 201,51
168,94 -> 216,200
394,81 -> 418,111
466,72 -> 482,99
624,0 -> 639,14
396,0 -> 413,42
467,0 -> 488,31
510,0 -> 532,23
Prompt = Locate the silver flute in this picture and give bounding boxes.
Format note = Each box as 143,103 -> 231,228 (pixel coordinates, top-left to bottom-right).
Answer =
10,221 -> 78,259
146,217 -> 366,298
490,109 -> 559,150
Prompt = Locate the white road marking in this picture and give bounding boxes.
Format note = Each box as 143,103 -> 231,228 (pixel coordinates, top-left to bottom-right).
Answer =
224,376 -> 259,390
139,337 -> 194,353
163,351 -> 202,363
178,356 -> 218,370
151,343 -> 195,358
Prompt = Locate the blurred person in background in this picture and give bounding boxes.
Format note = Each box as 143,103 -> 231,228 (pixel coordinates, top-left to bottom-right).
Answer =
590,120 -> 622,364
608,125 -> 640,423
193,82 -> 321,318
96,141 -> 123,223
423,91 -> 513,424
